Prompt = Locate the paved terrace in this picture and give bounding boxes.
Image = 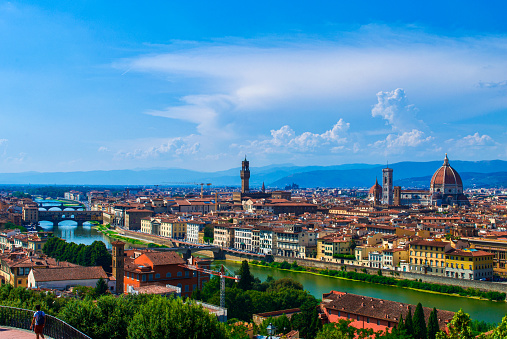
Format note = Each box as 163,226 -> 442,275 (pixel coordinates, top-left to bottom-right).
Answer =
0,326 -> 54,338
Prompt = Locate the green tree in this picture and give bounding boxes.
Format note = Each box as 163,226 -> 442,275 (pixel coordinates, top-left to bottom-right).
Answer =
490,315 -> 507,339
427,308 -> 439,339
397,314 -> 406,334
349,239 -> 357,251
95,278 -> 109,296
291,299 -> 322,339
266,277 -> 303,292
127,296 -> 227,339
405,307 -> 414,337
258,314 -> 292,336
436,309 -> 474,339
412,303 -> 427,339
316,320 -> 356,339
237,261 -> 254,290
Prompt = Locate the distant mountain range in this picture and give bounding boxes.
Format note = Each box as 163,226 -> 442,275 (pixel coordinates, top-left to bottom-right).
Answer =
1,160 -> 507,188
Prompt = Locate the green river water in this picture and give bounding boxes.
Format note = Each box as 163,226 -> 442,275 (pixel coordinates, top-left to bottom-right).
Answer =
217,260 -> 507,324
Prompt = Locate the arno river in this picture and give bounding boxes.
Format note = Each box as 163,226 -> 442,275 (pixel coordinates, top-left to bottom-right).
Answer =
219,261 -> 507,323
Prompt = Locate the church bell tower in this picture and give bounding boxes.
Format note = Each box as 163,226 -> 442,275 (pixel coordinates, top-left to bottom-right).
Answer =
112,240 -> 125,294
240,156 -> 250,194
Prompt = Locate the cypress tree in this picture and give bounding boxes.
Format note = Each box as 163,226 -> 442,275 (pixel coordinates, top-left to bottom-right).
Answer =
427,308 -> 439,339
412,303 -> 427,339
405,307 -> 414,337
237,260 -> 254,290
397,314 -> 406,333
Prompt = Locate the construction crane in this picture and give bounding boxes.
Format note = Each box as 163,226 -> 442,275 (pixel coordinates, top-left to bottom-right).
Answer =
179,257 -> 239,309
162,182 -> 212,198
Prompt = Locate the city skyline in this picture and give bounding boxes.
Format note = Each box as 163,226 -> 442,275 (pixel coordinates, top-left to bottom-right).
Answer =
1,1 -> 507,173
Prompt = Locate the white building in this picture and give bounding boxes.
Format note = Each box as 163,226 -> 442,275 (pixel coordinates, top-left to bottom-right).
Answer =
186,221 -> 205,244
234,226 -> 253,251
28,266 -> 111,291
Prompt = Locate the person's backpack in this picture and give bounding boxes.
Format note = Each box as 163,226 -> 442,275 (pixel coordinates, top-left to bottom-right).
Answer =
36,311 -> 45,326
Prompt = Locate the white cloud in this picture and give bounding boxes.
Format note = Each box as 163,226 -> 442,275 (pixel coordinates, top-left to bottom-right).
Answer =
237,119 -> 350,154
452,133 -> 496,148
116,137 -> 200,160
371,88 -> 422,131
372,129 -> 433,152
98,146 -> 109,152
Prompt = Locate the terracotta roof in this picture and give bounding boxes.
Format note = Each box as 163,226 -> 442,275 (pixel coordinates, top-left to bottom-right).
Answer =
136,251 -> 185,266
410,240 -> 449,247
430,155 -> 463,187
321,291 -> 454,329
32,266 -> 108,282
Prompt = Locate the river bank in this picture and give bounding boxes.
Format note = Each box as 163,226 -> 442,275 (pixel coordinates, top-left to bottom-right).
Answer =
218,260 -> 507,323
92,223 -> 167,248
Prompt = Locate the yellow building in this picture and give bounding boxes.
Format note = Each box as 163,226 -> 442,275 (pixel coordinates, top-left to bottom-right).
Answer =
445,248 -> 494,280
408,240 -> 451,276
160,219 -> 187,239
317,236 -> 353,261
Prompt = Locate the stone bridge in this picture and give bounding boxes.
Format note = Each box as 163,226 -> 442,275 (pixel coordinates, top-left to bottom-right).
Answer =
154,246 -> 225,260
37,210 -> 103,226
37,202 -> 84,211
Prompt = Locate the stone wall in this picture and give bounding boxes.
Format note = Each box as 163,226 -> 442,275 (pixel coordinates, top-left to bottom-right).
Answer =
272,255 -> 507,294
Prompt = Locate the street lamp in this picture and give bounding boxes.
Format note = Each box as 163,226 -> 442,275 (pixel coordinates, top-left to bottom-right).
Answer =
266,323 -> 276,339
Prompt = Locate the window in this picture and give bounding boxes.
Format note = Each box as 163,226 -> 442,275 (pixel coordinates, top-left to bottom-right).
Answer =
193,284 -> 197,290
367,317 -> 370,323
185,285 -> 189,292
177,271 -> 182,277
166,272 -> 172,278
377,320 -> 380,325
185,271 -> 189,277
155,273 -> 160,279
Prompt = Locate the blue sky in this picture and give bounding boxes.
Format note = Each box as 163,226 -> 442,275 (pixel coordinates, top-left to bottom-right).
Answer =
1,1 -> 507,173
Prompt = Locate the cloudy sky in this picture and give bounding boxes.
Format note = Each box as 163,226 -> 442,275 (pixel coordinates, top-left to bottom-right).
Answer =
1,1 -> 507,173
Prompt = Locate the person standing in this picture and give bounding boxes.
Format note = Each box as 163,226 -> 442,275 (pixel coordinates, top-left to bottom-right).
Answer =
30,304 -> 45,339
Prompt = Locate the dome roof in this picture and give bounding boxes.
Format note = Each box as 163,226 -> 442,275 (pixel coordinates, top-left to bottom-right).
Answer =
430,154 -> 463,188
369,178 -> 382,194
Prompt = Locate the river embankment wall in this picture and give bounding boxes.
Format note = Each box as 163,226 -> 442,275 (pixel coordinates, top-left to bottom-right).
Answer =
271,255 -> 507,294
115,228 -> 175,246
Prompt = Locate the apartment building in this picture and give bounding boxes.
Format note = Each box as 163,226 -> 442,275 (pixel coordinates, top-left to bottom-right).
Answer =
408,240 -> 451,276
186,221 -> 205,244
445,248 -> 494,280
160,219 -> 186,239
317,236 -> 352,261
213,224 -> 235,248
234,225 -> 254,251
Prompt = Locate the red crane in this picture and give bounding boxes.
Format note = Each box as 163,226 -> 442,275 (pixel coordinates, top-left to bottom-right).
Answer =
180,257 -> 239,309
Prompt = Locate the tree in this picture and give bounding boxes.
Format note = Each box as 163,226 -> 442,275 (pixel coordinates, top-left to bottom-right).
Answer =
237,261 -> 254,290
490,315 -> 507,339
291,299 -> 322,339
95,278 -> 109,296
397,314 -> 406,334
412,303 -> 427,339
404,307 -> 414,337
436,309 -> 474,339
427,308 -> 439,339
127,296 -> 227,339
349,239 -> 357,251
266,277 -> 303,292
316,320 -> 356,339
